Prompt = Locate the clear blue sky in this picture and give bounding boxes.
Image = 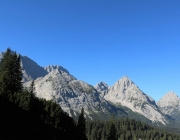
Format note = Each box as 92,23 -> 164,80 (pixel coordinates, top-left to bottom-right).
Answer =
0,0 -> 180,101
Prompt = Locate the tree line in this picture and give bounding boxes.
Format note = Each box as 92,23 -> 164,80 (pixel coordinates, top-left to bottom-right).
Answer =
0,48 -> 180,140
87,118 -> 180,140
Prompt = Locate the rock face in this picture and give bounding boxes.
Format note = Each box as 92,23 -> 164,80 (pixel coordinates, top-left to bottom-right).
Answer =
21,56 -> 48,82
157,92 -> 180,121
44,65 -> 70,73
94,82 -> 109,97
104,76 -> 167,124
157,92 -> 180,114
24,68 -> 120,120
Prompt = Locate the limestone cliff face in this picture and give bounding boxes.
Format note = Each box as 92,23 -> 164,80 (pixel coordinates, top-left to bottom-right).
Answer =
94,82 -> 109,97
157,92 -> 180,116
104,76 -> 167,124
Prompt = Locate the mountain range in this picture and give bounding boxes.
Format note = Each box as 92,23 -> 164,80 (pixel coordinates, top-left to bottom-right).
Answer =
0,50 -> 180,126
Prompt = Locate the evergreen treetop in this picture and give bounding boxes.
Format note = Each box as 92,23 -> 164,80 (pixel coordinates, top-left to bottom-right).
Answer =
106,115 -> 117,140
0,48 -> 22,94
77,108 -> 87,140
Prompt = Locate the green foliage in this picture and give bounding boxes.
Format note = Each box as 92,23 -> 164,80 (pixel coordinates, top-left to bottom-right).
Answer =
106,116 -> 117,140
77,108 -> 88,140
0,48 -> 22,94
0,88 -> 79,140
9,90 -> 35,110
86,119 -> 180,140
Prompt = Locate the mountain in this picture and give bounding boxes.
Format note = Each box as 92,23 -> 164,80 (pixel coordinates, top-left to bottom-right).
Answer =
157,92 -> 180,122
44,65 -> 70,73
21,56 -> 48,82
0,50 -> 172,124
94,81 -> 109,97
1,51 -> 118,120
104,76 -> 167,124
24,67 -> 128,120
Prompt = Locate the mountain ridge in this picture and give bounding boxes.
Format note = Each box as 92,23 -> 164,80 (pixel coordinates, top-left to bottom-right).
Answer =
0,50 -> 177,125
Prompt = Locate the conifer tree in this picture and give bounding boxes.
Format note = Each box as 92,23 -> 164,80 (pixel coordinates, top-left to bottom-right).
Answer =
29,80 -> 35,95
0,48 -> 22,94
106,115 -> 117,140
77,108 -> 87,140
11,52 -> 22,93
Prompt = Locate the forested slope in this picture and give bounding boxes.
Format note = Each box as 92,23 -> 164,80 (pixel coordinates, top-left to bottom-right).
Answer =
87,119 -> 180,140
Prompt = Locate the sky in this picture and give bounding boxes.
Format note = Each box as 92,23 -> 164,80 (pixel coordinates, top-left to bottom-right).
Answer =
0,0 -> 180,101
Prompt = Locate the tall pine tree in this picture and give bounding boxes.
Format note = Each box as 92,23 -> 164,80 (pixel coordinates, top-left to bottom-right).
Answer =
77,108 -> 87,140
106,115 -> 117,140
11,52 -> 22,93
0,48 -> 22,95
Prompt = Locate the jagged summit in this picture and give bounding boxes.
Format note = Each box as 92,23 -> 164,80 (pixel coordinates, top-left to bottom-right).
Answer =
166,91 -> 178,97
113,76 -> 135,91
122,75 -> 131,79
94,81 -> 109,97
157,91 -> 180,115
94,81 -> 109,92
157,91 -> 179,107
104,76 -> 166,124
44,65 -> 70,74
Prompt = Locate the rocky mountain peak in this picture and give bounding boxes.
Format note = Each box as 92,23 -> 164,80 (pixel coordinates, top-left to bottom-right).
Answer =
108,76 -> 137,95
166,91 -> 178,98
157,92 -> 180,121
104,76 -> 167,124
115,76 -> 134,90
94,81 -> 109,97
157,91 -> 180,109
44,65 -> 69,74
94,81 -> 109,92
